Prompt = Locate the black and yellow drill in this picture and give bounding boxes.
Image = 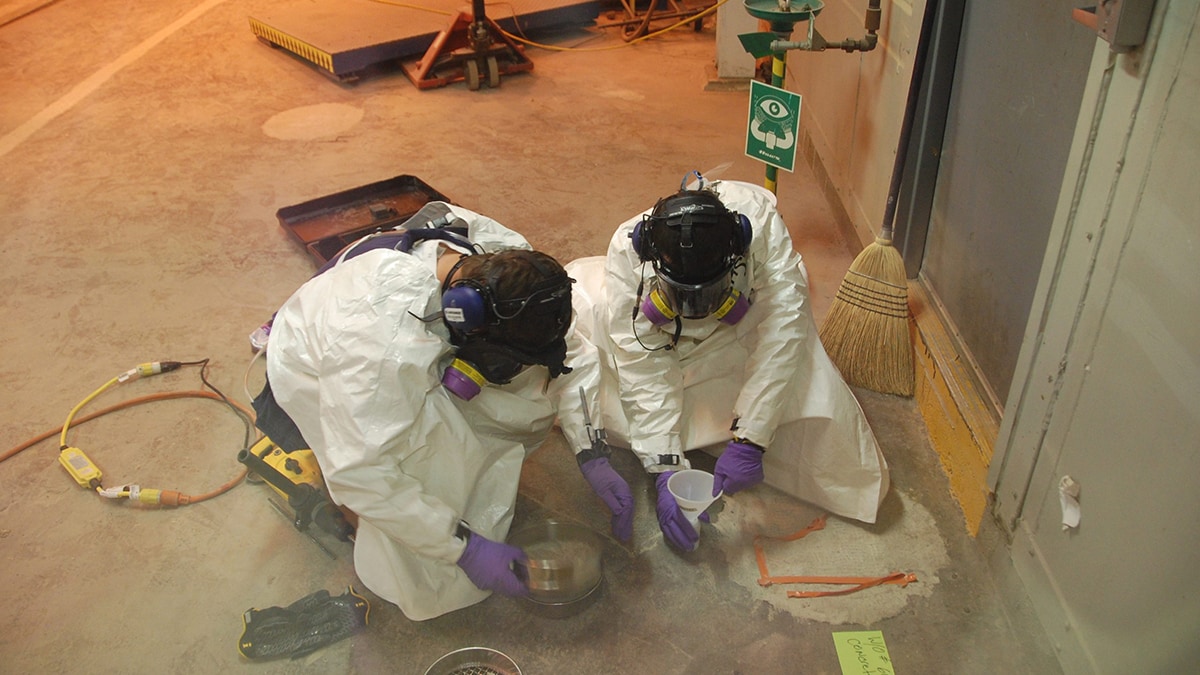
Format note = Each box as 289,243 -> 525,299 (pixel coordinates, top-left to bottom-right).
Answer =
237,438 -> 355,543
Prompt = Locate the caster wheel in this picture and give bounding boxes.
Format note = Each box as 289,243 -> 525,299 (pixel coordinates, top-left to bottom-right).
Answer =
466,59 -> 481,91
486,56 -> 500,88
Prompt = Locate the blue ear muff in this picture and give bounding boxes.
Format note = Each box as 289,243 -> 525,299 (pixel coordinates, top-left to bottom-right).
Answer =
733,213 -> 753,256
442,282 -> 488,333
630,217 -> 653,261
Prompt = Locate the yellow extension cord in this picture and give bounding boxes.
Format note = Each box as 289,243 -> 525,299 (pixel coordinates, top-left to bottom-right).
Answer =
2,363 -> 253,507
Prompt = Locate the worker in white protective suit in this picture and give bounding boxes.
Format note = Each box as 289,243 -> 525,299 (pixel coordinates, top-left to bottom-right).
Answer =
551,179 -> 889,551
261,202 -> 599,621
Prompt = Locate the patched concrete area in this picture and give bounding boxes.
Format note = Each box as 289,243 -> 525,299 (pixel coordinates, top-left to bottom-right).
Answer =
715,490 -> 949,625
262,103 -> 365,141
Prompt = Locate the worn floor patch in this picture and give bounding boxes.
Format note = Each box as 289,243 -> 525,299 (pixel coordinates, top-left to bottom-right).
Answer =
715,490 -> 949,624
262,103 -> 364,141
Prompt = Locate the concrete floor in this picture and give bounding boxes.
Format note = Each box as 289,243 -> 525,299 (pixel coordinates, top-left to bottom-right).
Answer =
0,0 -> 1065,673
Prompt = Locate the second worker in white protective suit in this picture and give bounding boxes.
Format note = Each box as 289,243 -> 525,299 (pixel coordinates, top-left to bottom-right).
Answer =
262,202 -> 580,620
552,179 -> 890,551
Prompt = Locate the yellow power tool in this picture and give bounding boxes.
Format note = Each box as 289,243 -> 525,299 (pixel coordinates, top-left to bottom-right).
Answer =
238,437 -> 355,543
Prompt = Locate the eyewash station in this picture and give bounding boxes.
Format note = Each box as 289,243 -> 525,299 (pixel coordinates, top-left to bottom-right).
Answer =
736,0 -> 881,193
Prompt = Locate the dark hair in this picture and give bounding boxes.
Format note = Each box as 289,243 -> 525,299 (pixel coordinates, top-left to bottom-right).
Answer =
456,249 -> 573,352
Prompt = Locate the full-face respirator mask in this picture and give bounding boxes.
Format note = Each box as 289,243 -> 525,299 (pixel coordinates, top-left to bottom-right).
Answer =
438,251 -> 574,401
630,189 -> 753,326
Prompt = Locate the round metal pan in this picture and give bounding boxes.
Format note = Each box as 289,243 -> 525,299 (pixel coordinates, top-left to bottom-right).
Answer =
508,521 -> 603,616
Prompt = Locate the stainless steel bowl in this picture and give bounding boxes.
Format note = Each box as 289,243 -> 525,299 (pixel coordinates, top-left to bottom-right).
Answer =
508,521 -> 603,610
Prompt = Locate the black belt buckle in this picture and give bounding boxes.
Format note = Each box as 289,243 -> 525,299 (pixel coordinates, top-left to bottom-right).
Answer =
576,440 -> 612,466
657,454 -> 681,466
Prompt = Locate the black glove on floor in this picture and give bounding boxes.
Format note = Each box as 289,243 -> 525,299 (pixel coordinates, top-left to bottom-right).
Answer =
238,586 -> 370,660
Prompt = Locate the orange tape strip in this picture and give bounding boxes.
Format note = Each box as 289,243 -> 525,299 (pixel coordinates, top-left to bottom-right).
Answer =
761,572 -> 918,587
785,573 -> 918,598
753,514 -> 826,583
752,514 -> 918,598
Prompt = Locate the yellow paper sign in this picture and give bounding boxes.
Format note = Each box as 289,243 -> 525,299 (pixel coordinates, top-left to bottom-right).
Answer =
832,631 -> 895,674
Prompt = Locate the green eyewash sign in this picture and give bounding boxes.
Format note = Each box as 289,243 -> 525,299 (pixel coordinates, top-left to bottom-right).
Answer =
745,79 -> 801,173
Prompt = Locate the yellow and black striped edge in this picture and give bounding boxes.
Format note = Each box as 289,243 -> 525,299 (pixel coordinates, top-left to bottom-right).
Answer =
249,18 -> 335,74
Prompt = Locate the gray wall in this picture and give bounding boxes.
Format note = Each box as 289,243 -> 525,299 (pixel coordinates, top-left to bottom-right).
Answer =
921,1 -> 1094,404
714,1 -> 1200,670
994,1 -> 1200,670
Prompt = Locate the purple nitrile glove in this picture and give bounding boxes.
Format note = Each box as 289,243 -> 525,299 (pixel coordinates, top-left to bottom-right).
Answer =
655,472 -> 699,551
580,457 -> 634,542
713,440 -> 765,496
455,531 -> 529,597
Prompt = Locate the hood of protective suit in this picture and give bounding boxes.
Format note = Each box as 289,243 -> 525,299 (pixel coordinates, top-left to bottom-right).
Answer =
266,211 -> 558,620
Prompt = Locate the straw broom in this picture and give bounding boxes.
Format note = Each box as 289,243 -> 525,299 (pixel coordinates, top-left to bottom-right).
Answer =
818,226 -> 913,397
818,0 -> 937,398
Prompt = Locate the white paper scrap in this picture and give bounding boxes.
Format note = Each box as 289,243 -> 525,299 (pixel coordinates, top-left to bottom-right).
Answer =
1059,475 -> 1081,530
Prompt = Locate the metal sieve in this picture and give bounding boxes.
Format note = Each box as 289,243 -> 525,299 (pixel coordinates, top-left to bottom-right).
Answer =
423,647 -> 521,675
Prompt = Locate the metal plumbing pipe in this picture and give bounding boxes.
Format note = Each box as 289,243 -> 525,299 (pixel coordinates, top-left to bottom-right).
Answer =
777,0 -> 881,53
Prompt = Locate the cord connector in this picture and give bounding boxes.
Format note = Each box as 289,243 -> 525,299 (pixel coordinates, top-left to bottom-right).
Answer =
118,361 -> 183,383
98,484 -> 190,506
134,487 -> 189,507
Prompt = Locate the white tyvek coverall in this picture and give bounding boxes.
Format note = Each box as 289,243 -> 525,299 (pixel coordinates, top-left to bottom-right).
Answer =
553,181 -> 889,523
266,205 -> 556,620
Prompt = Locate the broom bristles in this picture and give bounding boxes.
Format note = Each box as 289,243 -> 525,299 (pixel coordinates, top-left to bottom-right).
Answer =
818,237 -> 914,397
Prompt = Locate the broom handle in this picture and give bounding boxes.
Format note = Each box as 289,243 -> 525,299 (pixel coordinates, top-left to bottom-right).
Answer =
879,0 -> 939,242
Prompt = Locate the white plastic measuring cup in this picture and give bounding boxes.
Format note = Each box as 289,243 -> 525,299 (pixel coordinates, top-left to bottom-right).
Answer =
667,470 -> 723,532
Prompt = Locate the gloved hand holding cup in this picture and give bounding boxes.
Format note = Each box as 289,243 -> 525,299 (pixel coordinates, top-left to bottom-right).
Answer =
656,470 -> 722,551
655,472 -> 699,551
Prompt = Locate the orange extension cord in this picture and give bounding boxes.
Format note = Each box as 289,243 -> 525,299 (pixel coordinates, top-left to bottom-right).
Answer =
1,390 -> 253,505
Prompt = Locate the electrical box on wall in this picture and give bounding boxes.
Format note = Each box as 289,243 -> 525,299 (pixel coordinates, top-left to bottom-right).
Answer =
1080,0 -> 1157,52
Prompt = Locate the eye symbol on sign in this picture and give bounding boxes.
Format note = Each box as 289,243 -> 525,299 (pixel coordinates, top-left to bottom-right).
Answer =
750,95 -> 796,151
759,96 -> 789,120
